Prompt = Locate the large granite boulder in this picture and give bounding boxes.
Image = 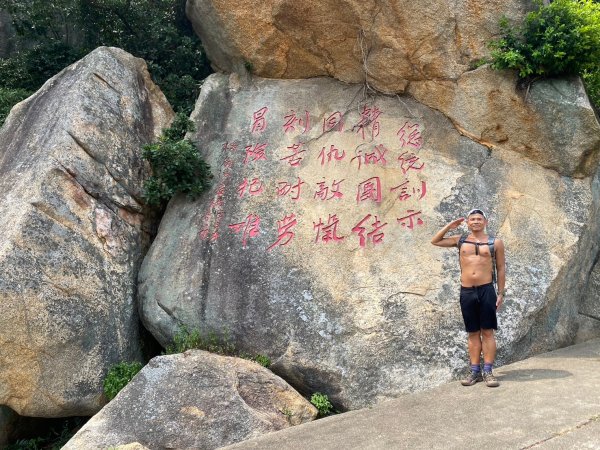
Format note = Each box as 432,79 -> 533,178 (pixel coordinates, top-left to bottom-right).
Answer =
407,67 -> 600,177
139,73 -> 600,410
185,0 -> 534,93
0,46 -> 173,417
64,351 -> 317,449
186,1 -> 600,177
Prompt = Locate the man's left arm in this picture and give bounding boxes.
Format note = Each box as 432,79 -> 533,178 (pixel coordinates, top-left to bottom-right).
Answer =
495,239 -> 506,309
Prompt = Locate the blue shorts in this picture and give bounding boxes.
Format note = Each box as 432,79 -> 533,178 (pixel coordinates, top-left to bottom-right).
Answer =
459,283 -> 498,332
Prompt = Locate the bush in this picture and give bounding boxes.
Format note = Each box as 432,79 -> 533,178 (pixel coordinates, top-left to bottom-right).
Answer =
489,0 -> 600,107
490,0 -> 600,78
253,354 -> 272,368
142,113 -> 211,207
310,392 -> 334,417
103,361 -> 143,400
0,87 -> 32,126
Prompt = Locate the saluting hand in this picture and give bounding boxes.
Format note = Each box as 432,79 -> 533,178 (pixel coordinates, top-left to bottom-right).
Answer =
447,218 -> 465,230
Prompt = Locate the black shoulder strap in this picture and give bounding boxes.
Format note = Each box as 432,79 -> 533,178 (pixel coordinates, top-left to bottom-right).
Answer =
488,236 -> 497,288
457,233 -> 468,250
457,233 -> 468,274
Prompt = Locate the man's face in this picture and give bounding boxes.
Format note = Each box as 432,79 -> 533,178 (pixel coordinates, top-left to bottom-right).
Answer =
467,213 -> 487,231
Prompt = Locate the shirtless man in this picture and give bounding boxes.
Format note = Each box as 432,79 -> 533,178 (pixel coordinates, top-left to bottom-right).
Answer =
431,209 -> 506,387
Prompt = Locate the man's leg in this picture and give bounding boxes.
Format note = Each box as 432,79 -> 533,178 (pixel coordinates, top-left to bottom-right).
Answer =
461,331 -> 483,386
481,328 -> 496,364
467,331 -> 483,365
481,328 -> 499,387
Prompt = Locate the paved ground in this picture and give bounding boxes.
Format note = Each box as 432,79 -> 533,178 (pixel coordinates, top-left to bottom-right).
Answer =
223,338 -> 600,450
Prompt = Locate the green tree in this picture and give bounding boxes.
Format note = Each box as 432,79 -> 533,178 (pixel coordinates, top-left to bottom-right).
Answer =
0,87 -> 32,124
0,0 -> 211,116
142,113 -> 211,207
489,0 -> 600,106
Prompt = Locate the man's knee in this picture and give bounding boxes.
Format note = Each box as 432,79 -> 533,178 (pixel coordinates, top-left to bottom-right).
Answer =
481,328 -> 495,339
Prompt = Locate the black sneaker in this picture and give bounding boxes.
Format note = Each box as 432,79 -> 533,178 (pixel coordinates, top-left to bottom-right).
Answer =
461,370 -> 483,386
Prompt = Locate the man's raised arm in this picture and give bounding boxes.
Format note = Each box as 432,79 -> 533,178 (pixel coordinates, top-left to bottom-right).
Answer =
431,218 -> 464,247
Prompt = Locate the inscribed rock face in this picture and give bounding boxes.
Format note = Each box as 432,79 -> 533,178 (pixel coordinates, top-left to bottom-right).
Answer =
140,73 -> 600,409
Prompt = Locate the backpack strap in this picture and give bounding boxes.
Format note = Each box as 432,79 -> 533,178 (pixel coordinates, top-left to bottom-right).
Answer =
457,233 -> 468,274
457,233 -> 468,250
488,236 -> 497,289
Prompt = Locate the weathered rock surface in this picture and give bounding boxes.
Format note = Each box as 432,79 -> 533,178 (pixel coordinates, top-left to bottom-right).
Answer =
408,67 -> 600,177
139,73 -> 600,410
64,351 -> 317,449
186,1 -> 600,177
580,252 -> 600,341
0,46 -> 173,417
186,0 -> 533,92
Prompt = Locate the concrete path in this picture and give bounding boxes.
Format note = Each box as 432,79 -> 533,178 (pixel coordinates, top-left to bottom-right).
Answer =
223,338 -> 600,450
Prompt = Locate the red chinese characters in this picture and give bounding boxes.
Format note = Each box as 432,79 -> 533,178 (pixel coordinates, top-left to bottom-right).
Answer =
229,214 -> 261,247
199,158 -> 234,242
397,122 -> 423,149
398,151 -> 425,174
252,107 -> 268,133
397,210 -> 424,229
352,214 -> 387,247
283,110 -> 310,134
222,141 -> 239,152
244,143 -> 268,165
390,179 -> 427,201
237,177 -> 264,198
318,144 -> 346,166
280,143 -> 306,167
323,111 -> 344,133
267,214 -> 298,251
351,144 -> 388,170
314,214 -> 345,243
356,177 -> 382,204
221,104 -> 433,250
314,179 -> 344,201
277,178 -> 305,201
354,105 -> 382,140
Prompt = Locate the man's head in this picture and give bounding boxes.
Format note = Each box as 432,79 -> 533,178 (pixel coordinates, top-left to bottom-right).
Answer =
466,208 -> 487,231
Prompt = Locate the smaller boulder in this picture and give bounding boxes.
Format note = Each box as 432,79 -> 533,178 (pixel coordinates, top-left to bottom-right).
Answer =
63,351 -> 318,449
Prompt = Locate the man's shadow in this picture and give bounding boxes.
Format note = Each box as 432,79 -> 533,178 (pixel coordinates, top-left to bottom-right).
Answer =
497,368 -> 572,382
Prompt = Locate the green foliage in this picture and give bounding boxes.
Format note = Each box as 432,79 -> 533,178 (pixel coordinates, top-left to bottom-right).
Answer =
103,361 -> 143,401
5,417 -> 85,450
0,0 -> 212,113
0,42 -> 84,92
489,0 -> 600,79
5,438 -> 44,450
583,68 -> 600,107
142,113 -> 211,207
165,325 -> 237,356
310,392 -> 334,417
165,326 -> 272,369
0,87 -> 32,126
253,354 -> 272,368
